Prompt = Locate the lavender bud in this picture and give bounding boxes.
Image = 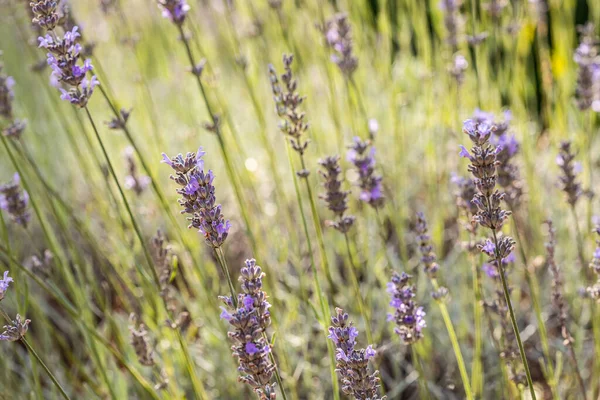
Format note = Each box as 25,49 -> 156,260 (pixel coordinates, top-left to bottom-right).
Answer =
129,313 -> 156,366
157,0 -> 190,26
347,137 -> 384,209
449,54 -> 468,85
321,13 -> 359,78
29,0 -> 60,30
123,147 -> 150,196
0,271 -> 13,301
0,314 -> 30,341
556,141 -> 583,207
162,148 -> 231,248
414,212 -> 440,276
439,0 -> 464,48
574,23 -> 600,112
328,307 -> 383,399
220,260 -> 277,399
0,173 -> 31,228
0,60 -> 27,139
387,272 -> 427,344
319,155 -> 356,233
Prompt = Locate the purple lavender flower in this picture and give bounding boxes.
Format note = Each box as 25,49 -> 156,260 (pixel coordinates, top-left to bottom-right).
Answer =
0,60 -> 26,139
347,137 -> 384,209
574,23 -> 600,111
321,13 -> 358,77
0,271 -> 13,301
328,307 -> 383,399
556,141 -> 583,207
319,155 -> 355,233
0,314 -> 30,342
449,54 -> 468,85
162,148 -> 231,248
123,147 -> 151,196
157,0 -> 190,25
0,173 -> 30,228
32,19 -> 99,107
220,259 -> 277,399
414,212 -> 440,276
387,272 -> 426,344
439,0 -> 463,48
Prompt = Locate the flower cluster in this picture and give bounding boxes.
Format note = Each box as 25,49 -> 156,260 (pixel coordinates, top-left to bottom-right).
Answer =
322,13 -> 358,78
588,223 -> 600,301
0,271 -> 13,301
387,272 -> 426,344
0,60 -> 26,138
574,23 -> 600,112
439,0 -> 463,48
414,212 -> 440,276
30,0 -> 60,30
347,137 -> 384,209
328,308 -> 383,400
129,313 -> 155,366
0,173 -> 30,228
268,54 -> 310,176
34,20 -> 99,107
0,314 -> 30,342
220,259 -> 277,400
319,155 -> 355,233
556,141 -> 583,207
124,147 -> 150,196
449,54 -> 468,85
480,238 -> 515,278
162,148 -> 231,248
157,0 -> 190,26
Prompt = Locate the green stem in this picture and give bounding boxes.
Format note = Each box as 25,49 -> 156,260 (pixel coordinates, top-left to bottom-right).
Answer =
469,251 -> 484,398
411,344 -> 430,400
491,229 -> 536,400
431,278 -> 473,400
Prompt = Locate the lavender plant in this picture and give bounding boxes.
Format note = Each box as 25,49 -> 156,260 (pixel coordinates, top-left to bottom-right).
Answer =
386,272 -> 426,344
0,173 -> 30,228
328,307 -> 383,400
220,259 -> 278,400
123,146 -> 151,196
459,117 -> 536,398
322,13 -> 359,78
0,59 -> 26,138
347,137 -> 384,209
574,23 -> 600,112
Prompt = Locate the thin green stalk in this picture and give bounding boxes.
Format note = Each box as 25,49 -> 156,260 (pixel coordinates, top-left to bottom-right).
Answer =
411,344 -> 430,400
284,143 -> 339,399
468,252 -> 484,398
571,207 -> 588,275
592,304 -> 600,400
0,308 -> 70,400
83,106 -> 157,286
491,229 -> 536,400
431,278 -> 473,400
343,233 -> 373,344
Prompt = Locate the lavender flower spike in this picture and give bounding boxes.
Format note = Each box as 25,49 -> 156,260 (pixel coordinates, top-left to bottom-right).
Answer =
347,137 -> 384,209
322,13 -> 359,77
0,59 -> 27,139
387,272 -> 426,344
318,155 -> 355,233
0,314 -> 30,342
162,148 -> 231,248
556,141 -> 583,207
157,0 -> 190,25
0,271 -> 13,301
328,308 -> 384,400
220,259 -> 277,400
0,173 -> 30,228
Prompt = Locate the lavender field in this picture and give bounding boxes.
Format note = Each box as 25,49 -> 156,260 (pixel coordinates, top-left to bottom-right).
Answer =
1,0 -> 600,399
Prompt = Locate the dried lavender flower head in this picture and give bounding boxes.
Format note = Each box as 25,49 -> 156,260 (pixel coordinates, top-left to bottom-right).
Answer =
347,137 -> 384,209
319,155 -> 355,233
220,260 -> 277,400
574,22 -> 600,112
268,54 -> 310,175
129,313 -> 155,366
0,59 -> 26,139
157,0 -> 190,25
414,212 -> 440,276
30,0 -> 60,30
0,271 -> 13,301
556,141 -> 583,207
387,272 -> 426,344
162,148 -> 231,248
322,13 -> 359,77
0,173 -> 30,228
123,146 -> 151,195
328,307 -> 383,400
0,314 -> 30,341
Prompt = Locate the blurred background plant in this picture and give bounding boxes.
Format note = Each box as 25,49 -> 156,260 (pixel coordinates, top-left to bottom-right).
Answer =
0,0 -> 599,398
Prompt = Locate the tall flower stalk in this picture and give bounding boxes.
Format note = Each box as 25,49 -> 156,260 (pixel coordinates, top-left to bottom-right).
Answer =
413,212 -> 473,399
318,155 -> 373,344
545,220 -> 587,399
268,54 -> 339,398
459,118 -> 536,398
